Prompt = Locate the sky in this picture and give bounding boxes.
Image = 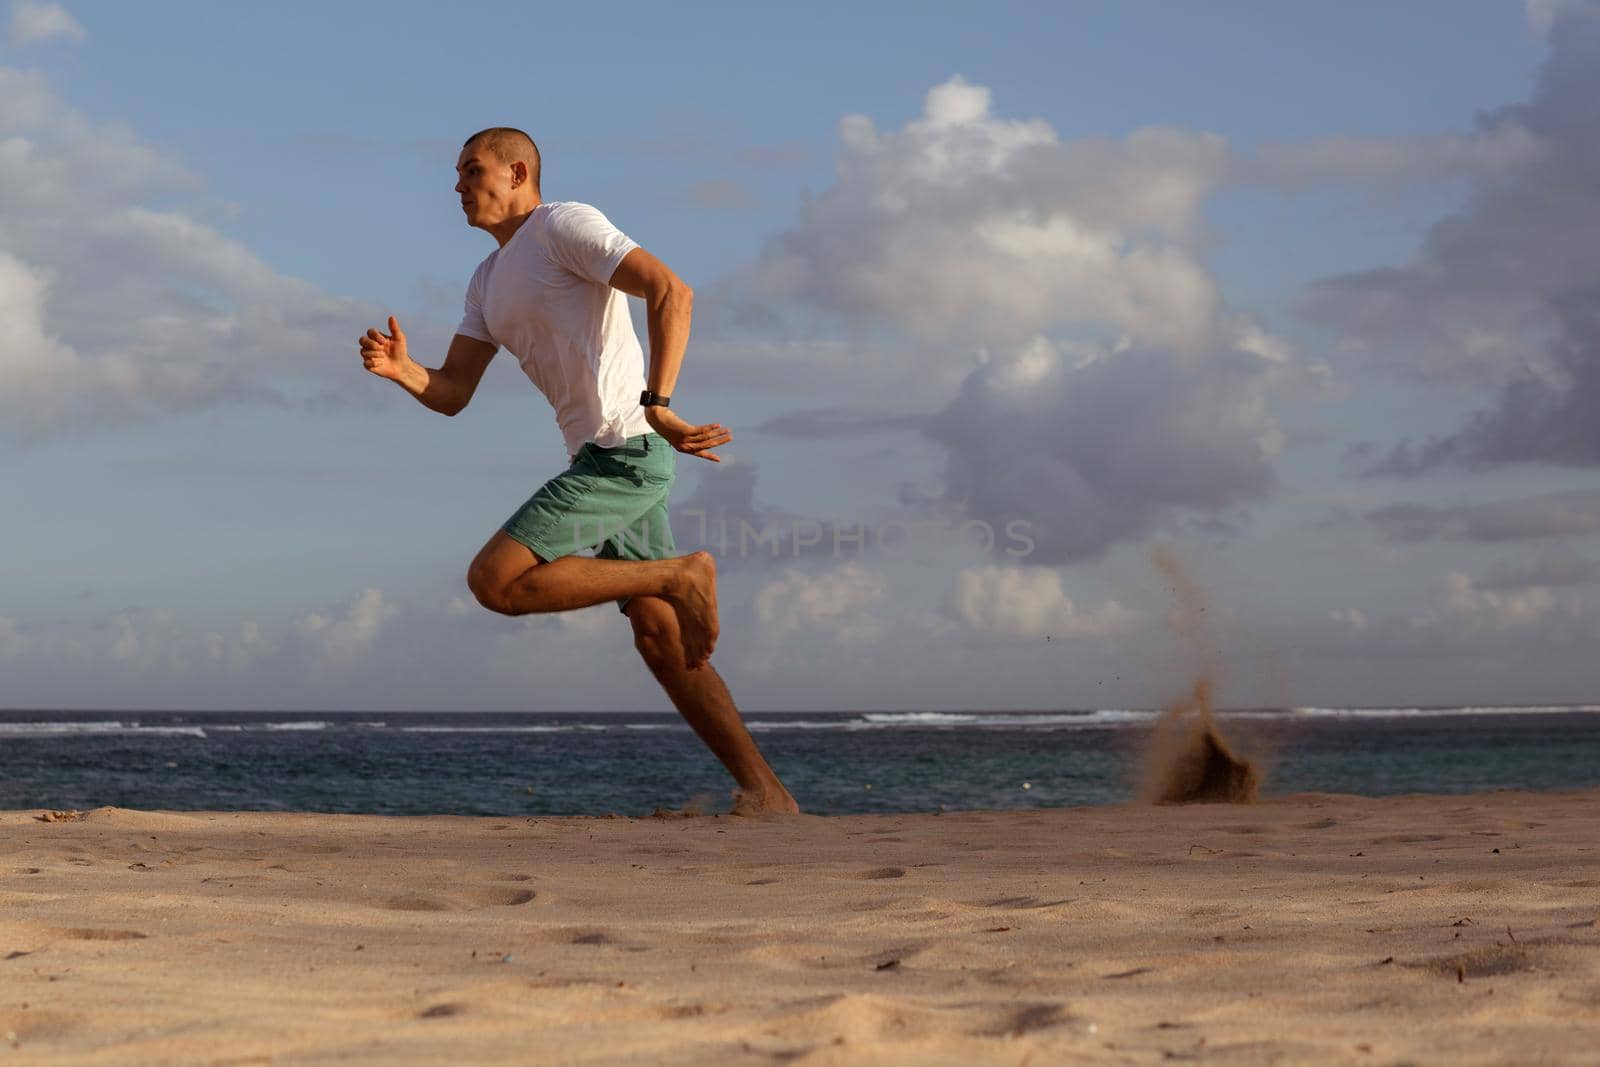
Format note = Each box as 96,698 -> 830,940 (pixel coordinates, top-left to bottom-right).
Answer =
2,0 -> 1598,712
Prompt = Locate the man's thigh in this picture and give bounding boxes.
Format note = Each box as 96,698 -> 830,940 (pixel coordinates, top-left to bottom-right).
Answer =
468,529 -> 540,592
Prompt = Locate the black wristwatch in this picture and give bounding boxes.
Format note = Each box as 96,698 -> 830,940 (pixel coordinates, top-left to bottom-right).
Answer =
640,390 -> 671,408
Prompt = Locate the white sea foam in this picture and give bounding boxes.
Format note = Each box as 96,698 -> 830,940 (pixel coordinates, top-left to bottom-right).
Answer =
1287,705 -> 1600,719
0,721 -> 208,738
206,721 -> 331,733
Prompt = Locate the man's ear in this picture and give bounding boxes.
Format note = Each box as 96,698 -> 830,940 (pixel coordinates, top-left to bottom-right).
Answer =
511,160 -> 528,187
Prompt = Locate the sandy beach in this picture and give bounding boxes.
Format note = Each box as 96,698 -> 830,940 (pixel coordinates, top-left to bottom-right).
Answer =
3,789 -> 1598,1065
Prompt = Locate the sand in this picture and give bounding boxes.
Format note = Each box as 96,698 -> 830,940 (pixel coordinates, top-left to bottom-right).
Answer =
1143,680 -> 1262,805
3,791 -> 1599,1065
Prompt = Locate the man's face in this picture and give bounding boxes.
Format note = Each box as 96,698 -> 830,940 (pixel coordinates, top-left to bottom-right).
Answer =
454,144 -> 521,230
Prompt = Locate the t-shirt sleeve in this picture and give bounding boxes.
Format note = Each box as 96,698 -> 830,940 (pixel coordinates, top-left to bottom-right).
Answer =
544,202 -> 640,286
455,260 -> 496,344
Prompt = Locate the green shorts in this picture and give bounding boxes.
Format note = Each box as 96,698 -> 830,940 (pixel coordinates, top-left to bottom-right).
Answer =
501,433 -> 677,611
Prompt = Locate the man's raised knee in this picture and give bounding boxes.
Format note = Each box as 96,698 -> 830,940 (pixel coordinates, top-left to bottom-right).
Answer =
466,564 -> 513,615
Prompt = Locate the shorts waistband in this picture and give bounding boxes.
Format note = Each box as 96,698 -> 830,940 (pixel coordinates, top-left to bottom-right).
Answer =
572,432 -> 662,463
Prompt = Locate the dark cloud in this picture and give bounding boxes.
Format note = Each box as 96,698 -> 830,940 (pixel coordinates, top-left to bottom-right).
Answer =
1478,543 -> 1597,590
1364,489 -> 1600,543
926,340 -> 1278,565
1366,287 -> 1600,472
1300,6 -> 1600,470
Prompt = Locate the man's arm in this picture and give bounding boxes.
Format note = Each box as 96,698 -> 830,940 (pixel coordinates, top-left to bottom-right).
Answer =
608,249 -> 730,461
608,247 -> 693,398
358,316 -> 497,416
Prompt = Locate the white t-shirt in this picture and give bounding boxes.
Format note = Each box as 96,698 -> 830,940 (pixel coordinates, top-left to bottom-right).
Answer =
455,201 -> 652,457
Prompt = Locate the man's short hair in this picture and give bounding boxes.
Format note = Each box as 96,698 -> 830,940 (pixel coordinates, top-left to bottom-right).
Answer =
463,127 -> 541,190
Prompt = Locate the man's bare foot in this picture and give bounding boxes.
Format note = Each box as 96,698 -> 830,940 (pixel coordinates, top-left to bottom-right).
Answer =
731,786 -> 801,817
667,551 -> 720,670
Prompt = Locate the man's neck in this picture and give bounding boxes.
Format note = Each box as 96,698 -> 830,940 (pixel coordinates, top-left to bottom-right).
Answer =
487,202 -> 542,248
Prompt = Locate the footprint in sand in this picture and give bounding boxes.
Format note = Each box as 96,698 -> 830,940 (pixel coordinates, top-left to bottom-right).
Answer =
969,1002 -> 1071,1038
463,871 -> 534,884
379,887 -> 535,912
1370,833 -> 1449,844
977,895 -> 1075,910
842,867 -> 906,880
49,927 -> 148,941
652,1001 -> 734,1020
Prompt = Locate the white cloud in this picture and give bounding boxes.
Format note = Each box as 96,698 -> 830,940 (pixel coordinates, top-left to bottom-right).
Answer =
7,0 -> 85,46
705,77 -> 1305,563
95,607 -> 201,675
1408,571 -> 1585,639
1329,607 -> 1369,632
202,620 -> 270,674
294,588 -> 398,667
0,251 -> 82,429
732,77 -> 1235,363
0,65 -> 372,440
954,565 -> 1135,638
754,562 -> 888,647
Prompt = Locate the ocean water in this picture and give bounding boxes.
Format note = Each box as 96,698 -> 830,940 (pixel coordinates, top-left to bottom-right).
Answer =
4,707 -> 1599,817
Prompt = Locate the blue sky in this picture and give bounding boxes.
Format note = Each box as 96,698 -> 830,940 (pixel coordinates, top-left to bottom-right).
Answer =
3,0 -> 1598,711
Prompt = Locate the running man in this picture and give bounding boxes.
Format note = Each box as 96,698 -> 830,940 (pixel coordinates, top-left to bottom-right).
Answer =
358,127 -> 798,815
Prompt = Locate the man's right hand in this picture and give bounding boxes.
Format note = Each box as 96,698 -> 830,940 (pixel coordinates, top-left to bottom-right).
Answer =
358,316 -> 410,381
645,405 -> 732,462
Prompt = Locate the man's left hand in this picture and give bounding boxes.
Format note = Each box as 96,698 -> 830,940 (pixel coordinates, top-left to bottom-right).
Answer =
645,406 -> 731,462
